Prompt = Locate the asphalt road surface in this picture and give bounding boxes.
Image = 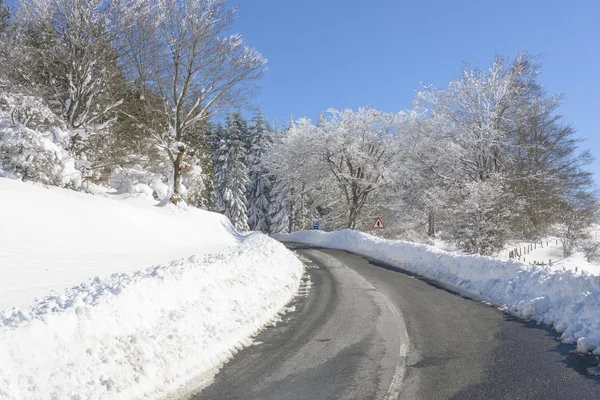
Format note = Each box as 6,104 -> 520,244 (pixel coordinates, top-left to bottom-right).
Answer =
191,245 -> 600,400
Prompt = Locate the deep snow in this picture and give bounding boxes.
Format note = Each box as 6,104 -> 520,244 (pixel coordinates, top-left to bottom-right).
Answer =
502,235 -> 600,275
276,230 -> 600,356
0,178 -> 303,399
0,178 -> 238,310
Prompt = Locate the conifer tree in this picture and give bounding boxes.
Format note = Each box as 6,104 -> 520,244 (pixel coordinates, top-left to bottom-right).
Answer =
246,109 -> 273,232
213,112 -> 249,231
269,177 -> 292,233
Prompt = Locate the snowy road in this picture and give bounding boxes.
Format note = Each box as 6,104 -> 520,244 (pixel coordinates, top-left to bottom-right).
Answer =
191,245 -> 600,400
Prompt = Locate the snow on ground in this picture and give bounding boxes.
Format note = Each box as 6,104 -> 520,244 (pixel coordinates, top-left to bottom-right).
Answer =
0,177 -> 238,310
431,234 -> 600,276
0,178 -> 303,399
502,237 -> 600,275
275,230 -> 600,356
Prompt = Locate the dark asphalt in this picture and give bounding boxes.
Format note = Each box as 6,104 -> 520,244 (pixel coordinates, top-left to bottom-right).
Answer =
190,245 -> 600,400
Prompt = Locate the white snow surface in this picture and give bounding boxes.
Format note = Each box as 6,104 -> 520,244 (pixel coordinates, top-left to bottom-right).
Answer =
276,230 -> 600,356
501,235 -> 600,276
0,177 -> 236,310
0,178 -> 303,399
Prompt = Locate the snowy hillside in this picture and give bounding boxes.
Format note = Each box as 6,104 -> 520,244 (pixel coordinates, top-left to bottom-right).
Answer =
432,235 -> 600,276
501,235 -> 600,275
276,230 -> 600,356
0,178 -> 303,399
0,178 -> 238,310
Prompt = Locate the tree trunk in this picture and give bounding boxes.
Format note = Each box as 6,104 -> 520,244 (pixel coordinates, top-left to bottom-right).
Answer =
347,205 -> 358,229
428,211 -> 435,237
288,196 -> 295,233
170,145 -> 185,204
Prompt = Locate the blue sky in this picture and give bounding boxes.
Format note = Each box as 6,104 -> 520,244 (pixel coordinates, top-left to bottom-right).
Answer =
229,0 -> 600,180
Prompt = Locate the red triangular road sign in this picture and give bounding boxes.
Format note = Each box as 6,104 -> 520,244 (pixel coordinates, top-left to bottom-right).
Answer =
372,217 -> 385,229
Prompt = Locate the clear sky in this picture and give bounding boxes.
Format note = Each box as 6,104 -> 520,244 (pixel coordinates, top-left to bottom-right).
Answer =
229,0 -> 600,181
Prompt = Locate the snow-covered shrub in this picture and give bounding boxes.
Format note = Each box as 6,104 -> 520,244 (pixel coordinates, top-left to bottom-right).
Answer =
0,122 -> 81,188
109,165 -> 169,200
0,93 -> 63,129
182,164 -> 207,207
0,92 -> 82,188
447,177 -> 517,255
582,239 -> 600,264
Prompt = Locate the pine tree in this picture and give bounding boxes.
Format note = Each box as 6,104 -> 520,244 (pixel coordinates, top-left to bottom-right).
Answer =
269,176 -> 292,233
182,120 -> 214,208
246,108 -> 273,232
213,112 -> 250,231
212,134 -> 227,214
267,124 -> 296,233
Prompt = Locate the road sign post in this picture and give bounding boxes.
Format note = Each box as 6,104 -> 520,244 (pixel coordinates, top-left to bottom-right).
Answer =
313,220 -> 319,230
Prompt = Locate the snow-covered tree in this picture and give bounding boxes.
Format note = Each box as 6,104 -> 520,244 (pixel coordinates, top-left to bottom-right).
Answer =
412,53 -> 596,252
265,118 -> 324,232
320,108 -> 404,229
246,109 -> 273,232
213,112 -> 249,231
554,193 -> 598,258
265,111 -> 406,231
446,177 -> 516,255
0,122 -> 82,188
10,0 -> 127,129
181,120 -> 213,207
119,0 -> 266,204
268,176 -> 292,234
508,92 -> 594,239
0,0 -> 10,34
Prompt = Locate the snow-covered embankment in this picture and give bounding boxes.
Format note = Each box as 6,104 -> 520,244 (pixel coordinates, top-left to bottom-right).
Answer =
0,179 -> 303,399
275,230 -> 600,355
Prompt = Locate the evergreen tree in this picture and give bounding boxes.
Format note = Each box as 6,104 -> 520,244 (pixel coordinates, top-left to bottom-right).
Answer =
246,108 -> 273,232
213,112 -> 250,231
267,124 -> 298,233
182,120 -> 214,208
269,176 -> 292,233
210,123 -> 225,156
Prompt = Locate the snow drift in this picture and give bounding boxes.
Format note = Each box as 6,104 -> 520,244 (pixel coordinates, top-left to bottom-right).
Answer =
276,230 -> 600,356
0,177 -> 238,310
0,179 -> 303,399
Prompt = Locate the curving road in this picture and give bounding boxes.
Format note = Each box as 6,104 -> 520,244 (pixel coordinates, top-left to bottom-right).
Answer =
191,245 -> 600,400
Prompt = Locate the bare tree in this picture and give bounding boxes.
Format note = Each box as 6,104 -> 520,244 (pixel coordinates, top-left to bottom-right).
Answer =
120,0 -> 266,203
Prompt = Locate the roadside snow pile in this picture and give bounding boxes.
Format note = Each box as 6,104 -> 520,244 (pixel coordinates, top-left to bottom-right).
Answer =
0,178 -> 303,399
276,230 -> 600,356
0,233 -> 303,400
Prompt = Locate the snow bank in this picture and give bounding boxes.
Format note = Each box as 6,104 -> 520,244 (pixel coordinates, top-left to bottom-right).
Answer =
501,235 -> 600,276
0,233 -> 303,399
0,178 -> 236,310
0,178 -> 303,398
276,230 -> 600,356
